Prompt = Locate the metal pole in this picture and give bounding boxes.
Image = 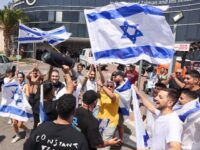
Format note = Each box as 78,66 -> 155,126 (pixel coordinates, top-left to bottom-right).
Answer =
33,43 -> 36,60
138,60 -> 143,90
168,24 -> 177,77
181,52 -> 187,69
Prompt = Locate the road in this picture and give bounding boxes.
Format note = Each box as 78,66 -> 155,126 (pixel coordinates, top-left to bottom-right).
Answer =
0,61 -> 136,150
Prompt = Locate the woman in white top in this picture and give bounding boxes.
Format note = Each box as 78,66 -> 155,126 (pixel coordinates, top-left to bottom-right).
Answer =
11,72 -> 31,143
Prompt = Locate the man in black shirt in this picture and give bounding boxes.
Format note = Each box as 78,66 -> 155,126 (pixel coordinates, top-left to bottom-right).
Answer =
181,70 -> 200,101
75,90 -> 121,150
24,94 -> 88,150
164,70 -> 200,100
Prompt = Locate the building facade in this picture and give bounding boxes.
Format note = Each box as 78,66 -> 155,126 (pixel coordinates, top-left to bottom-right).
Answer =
12,0 -> 200,56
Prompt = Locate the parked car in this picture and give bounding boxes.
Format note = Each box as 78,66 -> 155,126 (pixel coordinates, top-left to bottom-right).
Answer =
79,48 -> 107,70
0,54 -> 16,89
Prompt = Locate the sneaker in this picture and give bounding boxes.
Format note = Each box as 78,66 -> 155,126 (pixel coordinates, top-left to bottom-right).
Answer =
25,129 -> 31,138
11,135 -> 21,143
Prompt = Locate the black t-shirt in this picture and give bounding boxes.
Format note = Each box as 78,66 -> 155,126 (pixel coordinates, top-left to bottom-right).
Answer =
194,89 -> 200,102
53,81 -> 65,93
169,77 -> 184,90
24,122 -> 88,150
75,107 -> 103,150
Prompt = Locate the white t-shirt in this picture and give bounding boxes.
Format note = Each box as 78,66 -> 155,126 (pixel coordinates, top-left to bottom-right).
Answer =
76,72 -> 84,85
73,84 -> 82,108
55,87 -> 66,100
56,84 -> 82,108
151,112 -> 183,150
146,97 -> 156,136
85,80 -> 97,92
3,77 -> 16,84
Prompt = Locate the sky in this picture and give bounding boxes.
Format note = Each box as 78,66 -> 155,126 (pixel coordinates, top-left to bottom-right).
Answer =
0,0 -> 12,9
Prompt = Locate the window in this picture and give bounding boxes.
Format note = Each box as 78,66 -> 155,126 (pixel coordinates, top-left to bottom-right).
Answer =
78,24 -> 86,37
63,11 -> 79,22
2,56 -> 9,63
35,11 -> 48,21
0,56 -> 3,63
79,11 -> 85,23
70,23 -> 78,37
27,12 -> 35,22
56,11 -> 63,22
48,11 -> 55,22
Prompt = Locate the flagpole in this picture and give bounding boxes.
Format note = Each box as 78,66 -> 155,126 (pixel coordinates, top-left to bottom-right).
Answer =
17,20 -> 21,71
33,43 -> 36,60
138,60 -> 143,90
50,44 -> 61,53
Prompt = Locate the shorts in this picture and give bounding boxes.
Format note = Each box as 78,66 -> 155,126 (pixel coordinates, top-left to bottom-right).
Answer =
98,126 -> 116,150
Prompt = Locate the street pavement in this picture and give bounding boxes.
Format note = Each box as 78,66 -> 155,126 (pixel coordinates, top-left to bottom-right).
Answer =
0,61 -> 136,150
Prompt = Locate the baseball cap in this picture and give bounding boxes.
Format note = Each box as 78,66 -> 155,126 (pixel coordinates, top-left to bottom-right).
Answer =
82,90 -> 98,105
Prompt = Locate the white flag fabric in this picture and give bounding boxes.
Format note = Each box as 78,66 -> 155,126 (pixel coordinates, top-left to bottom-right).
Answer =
175,99 -> 200,150
132,88 -> 150,149
0,82 -> 33,122
115,78 -> 132,117
18,24 -> 71,46
84,2 -> 174,64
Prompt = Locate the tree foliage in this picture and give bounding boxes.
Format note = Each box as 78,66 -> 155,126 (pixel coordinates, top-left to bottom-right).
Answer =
0,6 -> 27,56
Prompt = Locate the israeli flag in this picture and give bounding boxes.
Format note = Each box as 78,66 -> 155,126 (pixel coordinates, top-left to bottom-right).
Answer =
84,2 -> 174,64
18,24 -> 71,46
0,82 -> 33,122
39,84 -> 48,123
132,88 -> 150,149
115,78 -> 132,116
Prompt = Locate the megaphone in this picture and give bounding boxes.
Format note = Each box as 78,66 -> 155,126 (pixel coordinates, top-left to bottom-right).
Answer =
41,49 -> 75,68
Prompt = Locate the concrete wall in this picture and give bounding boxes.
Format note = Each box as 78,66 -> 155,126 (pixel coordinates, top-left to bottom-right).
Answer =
0,29 -> 4,52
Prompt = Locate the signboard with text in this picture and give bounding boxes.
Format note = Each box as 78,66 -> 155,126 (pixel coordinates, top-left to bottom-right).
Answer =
174,43 -> 190,51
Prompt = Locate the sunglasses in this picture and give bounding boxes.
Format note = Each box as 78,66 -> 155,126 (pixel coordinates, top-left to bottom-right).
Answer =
106,84 -> 114,88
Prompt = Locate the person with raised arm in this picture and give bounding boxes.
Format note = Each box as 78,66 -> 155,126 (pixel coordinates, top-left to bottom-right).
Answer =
134,86 -> 183,150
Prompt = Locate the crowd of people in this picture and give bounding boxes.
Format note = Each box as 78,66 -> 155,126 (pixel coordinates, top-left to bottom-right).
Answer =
0,61 -> 200,150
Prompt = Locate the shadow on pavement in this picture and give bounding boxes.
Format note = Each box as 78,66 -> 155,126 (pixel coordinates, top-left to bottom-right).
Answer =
0,135 -> 5,143
124,125 -> 132,134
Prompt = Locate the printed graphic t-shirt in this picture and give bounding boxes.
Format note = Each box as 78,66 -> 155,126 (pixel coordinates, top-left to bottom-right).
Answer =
24,122 -> 88,150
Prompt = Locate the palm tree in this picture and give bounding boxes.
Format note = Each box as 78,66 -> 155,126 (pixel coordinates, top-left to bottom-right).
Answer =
0,6 -> 27,56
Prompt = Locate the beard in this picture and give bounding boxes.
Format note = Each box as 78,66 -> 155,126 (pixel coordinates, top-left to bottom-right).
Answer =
155,103 -> 166,111
89,77 -> 95,81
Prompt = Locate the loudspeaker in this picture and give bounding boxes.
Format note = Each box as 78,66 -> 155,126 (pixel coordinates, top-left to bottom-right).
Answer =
41,49 -> 75,68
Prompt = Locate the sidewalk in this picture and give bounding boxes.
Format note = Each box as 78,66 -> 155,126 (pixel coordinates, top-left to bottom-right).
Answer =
0,117 -> 136,150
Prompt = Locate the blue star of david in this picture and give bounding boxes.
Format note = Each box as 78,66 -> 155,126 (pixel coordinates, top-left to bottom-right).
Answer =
120,21 -> 143,44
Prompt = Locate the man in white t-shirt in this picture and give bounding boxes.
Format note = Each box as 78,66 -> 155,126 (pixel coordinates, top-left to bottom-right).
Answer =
82,65 -> 105,117
82,65 -> 98,92
134,87 -> 183,150
175,89 -> 200,150
146,83 -> 167,138
59,65 -> 82,108
75,63 -> 85,85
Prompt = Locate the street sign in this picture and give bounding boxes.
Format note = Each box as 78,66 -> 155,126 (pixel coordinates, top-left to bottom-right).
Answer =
174,43 -> 190,51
